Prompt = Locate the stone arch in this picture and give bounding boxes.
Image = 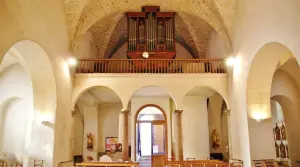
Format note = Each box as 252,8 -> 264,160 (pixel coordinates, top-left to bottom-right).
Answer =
0,40 -> 57,166
72,85 -> 124,110
70,0 -> 232,53
246,42 -> 299,164
247,42 -> 296,121
271,92 -> 300,165
181,85 -> 229,109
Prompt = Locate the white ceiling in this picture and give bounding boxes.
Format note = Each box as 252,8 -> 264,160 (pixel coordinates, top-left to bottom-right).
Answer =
185,87 -> 216,97
0,53 -> 19,74
140,106 -> 163,114
89,87 -> 121,104
133,86 -> 170,98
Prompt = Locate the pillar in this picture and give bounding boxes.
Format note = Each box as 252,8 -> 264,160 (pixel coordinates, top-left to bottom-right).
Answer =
174,109 -> 183,161
225,109 -> 233,159
120,109 -> 130,161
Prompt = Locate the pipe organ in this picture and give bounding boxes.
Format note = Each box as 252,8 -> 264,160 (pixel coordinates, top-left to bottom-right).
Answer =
127,6 -> 176,59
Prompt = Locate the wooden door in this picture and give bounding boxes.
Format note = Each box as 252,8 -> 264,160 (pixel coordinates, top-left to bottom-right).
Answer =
151,123 -> 166,167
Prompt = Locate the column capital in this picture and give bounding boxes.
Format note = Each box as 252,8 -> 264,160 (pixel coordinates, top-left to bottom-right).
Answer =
71,110 -> 76,117
120,109 -> 130,115
225,109 -> 231,116
174,109 -> 183,115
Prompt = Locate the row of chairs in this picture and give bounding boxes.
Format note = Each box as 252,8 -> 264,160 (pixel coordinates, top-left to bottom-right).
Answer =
163,158 -> 243,167
0,159 -> 43,167
253,159 -> 285,167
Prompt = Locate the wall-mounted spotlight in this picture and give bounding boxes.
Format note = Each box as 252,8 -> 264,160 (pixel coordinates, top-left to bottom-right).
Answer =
226,56 -> 237,67
252,111 -> 266,122
67,57 -> 77,66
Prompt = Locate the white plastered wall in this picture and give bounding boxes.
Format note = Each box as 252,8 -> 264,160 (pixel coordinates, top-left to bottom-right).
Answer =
75,32 -> 98,59
76,94 -> 99,161
0,60 -> 33,163
230,1 -> 300,165
206,30 -> 227,59
208,93 -> 223,154
98,103 -> 122,153
0,1 -> 73,166
72,74 -> 229,111
271,70 -> 300,165
181,96 -> 210,159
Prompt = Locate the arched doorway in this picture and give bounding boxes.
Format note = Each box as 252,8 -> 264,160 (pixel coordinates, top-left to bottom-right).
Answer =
135,104 -> 167,167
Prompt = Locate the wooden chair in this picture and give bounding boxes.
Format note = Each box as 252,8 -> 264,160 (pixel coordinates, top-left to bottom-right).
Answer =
230,159 -> 243,167
16,162 -> 23,167
6,162 -> 13,167
0,160 -> 5,167
34,160 -> 44,167
253,159 -> 278,167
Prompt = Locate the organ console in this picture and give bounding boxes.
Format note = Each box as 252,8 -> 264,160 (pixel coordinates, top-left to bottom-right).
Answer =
127,6 -> 176,59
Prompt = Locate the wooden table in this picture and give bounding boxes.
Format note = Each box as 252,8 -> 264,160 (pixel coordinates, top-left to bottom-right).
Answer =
75,162 -> 139,167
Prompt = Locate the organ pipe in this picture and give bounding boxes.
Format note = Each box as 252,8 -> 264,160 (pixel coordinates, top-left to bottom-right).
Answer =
127,6 -> 176,58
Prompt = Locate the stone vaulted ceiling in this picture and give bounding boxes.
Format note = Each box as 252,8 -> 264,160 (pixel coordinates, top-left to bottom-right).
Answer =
65,0 -> 236,58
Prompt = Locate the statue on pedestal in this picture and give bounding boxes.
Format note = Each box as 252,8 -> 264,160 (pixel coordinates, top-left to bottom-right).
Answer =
212,129 -> 220,149
87,133 -> 93,151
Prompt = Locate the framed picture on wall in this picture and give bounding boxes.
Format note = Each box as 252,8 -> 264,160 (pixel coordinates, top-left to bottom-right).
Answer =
105,137 -> 118,153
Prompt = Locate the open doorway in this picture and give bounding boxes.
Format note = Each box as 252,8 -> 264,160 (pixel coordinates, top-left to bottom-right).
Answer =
135,105 -> 167,167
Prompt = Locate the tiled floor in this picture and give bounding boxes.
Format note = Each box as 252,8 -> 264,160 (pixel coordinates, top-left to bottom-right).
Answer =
138,156 -> 151,167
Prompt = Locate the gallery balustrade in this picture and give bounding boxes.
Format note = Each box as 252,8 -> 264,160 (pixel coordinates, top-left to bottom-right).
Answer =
76,59 -> 227,74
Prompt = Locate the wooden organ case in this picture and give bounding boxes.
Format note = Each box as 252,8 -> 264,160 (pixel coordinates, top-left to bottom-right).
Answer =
127,6 -> 176,59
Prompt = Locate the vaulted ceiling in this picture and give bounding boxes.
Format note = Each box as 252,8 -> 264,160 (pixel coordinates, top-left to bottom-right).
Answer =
65,0 -> 236,58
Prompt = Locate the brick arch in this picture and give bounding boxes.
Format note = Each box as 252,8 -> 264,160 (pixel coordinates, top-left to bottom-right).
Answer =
69,0 -> 232,53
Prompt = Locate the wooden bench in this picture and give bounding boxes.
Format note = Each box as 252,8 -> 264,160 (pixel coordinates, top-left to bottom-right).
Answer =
75,162 -> 139,167
164,160 -> 227,167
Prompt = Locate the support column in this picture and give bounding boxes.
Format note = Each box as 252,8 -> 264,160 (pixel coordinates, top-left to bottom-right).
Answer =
174,109 -> 183,161
225,109 -> 233,159
120,109 -> 130,161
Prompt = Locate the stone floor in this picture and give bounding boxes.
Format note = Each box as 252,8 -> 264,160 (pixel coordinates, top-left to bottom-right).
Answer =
138,156 -> 151,167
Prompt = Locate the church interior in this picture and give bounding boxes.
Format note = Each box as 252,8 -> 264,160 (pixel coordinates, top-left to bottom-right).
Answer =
0,1 -> 300,167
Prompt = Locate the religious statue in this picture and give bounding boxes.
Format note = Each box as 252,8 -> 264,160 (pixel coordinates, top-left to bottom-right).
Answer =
86,156 -> 93,162
275,142 -> 280,158
281,124 -> 287,140
87,133 -> 93,151
274,123 -> 281,140
212,129 -> 220,149
280,141 -> 286,158
138,20 -> 145,44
